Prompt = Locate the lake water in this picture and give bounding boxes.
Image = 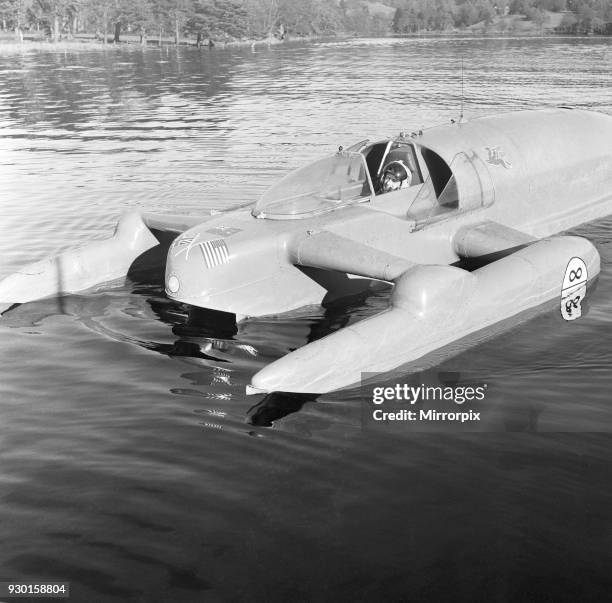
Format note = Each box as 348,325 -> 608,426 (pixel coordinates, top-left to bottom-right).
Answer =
1,37 -> 611,602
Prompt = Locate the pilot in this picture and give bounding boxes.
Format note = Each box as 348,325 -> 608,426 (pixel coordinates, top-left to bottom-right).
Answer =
379,160 -> 413,193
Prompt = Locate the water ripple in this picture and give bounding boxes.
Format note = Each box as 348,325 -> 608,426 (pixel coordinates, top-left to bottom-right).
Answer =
1,37 -> 612,601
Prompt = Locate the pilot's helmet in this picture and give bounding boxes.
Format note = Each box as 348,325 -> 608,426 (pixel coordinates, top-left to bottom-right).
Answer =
380,160 -> 412,193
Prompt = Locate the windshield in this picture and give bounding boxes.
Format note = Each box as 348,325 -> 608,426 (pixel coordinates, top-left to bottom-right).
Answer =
253,152 -> 372,219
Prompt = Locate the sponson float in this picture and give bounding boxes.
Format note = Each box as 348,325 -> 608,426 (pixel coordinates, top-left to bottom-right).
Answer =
1,108 -> 611,393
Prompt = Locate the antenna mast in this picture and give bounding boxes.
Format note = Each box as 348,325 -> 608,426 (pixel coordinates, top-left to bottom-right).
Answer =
460,57 -> 464,123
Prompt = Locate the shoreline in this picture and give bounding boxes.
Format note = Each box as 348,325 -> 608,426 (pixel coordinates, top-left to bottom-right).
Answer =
0,32 -> 339,54
0,30 -> 608,55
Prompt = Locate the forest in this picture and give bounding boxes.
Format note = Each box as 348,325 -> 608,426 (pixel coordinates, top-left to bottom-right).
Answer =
0,0 -> 610,44
391,0 -> 612,35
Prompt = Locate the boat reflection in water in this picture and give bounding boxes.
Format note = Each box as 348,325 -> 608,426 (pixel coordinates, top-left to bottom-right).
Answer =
4,270 -> 597,435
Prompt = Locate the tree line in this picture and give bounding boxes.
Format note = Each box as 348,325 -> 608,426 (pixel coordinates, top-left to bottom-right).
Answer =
0,0 -> 347,43
0,0 -> 610,44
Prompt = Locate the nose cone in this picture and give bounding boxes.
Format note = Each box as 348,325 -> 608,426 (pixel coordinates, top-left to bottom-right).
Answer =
165,230 -> 230,302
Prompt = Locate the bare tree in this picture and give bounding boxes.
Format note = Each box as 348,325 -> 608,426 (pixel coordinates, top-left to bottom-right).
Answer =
245,0 -> 281,38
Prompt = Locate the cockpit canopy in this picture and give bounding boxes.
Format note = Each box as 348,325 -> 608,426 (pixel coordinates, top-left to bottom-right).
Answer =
253,134 -> 494,221
252,152 -> 373,219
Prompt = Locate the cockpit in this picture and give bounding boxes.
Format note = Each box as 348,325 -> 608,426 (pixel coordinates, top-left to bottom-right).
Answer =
252,134 -> 487,221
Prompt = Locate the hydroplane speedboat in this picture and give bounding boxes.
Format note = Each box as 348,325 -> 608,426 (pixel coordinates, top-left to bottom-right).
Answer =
1,108 -> 611,394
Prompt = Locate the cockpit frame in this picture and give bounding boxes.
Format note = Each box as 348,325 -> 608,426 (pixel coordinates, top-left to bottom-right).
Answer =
253,133 -> 493,222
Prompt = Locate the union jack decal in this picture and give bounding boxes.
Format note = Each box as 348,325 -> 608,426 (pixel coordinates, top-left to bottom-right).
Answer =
172,233 -> 230,268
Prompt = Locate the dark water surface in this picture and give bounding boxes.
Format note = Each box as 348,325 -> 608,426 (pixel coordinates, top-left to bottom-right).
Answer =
1,37 -> 612,602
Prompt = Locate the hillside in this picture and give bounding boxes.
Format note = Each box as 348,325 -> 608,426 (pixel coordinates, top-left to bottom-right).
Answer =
466,10 -> 566,35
